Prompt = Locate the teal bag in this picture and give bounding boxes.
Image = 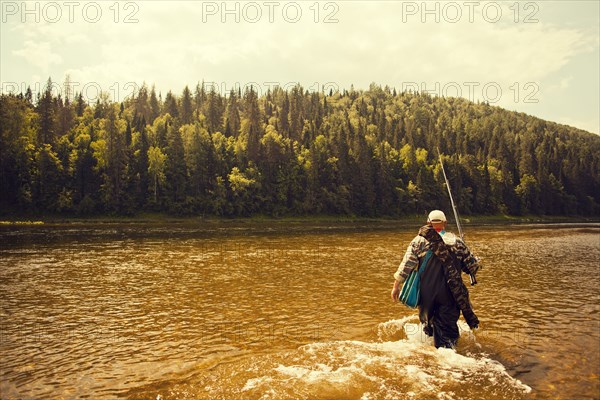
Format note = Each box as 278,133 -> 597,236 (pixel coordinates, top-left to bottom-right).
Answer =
398,250 -> 433,308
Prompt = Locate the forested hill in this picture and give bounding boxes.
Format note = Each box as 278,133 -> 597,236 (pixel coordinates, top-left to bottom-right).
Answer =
1,80 -> 599,217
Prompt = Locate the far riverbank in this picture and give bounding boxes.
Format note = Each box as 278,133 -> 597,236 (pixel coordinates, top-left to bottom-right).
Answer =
1,214 -> 598,239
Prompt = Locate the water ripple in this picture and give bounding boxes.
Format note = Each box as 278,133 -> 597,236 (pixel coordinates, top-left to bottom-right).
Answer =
0,225 -> 598,399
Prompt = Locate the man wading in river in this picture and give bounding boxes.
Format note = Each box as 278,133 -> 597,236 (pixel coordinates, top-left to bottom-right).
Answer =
391,210 -> 481,348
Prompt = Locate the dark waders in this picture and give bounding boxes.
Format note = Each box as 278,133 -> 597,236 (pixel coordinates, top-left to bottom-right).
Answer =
418,254 -> 461,348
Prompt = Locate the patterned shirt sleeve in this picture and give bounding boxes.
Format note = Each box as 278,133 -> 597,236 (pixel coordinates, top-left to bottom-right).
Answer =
454,238 -> 481,275
394,236 -> 427,282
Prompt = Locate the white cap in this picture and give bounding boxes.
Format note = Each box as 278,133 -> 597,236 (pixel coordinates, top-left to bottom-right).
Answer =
428,210 -> 447,222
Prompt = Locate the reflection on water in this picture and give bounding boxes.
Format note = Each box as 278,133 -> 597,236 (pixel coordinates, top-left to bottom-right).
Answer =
0,224 -> 598,399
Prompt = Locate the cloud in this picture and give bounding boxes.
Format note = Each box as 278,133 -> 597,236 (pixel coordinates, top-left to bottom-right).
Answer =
12,40 -> 63,71
5,2 -> 593,90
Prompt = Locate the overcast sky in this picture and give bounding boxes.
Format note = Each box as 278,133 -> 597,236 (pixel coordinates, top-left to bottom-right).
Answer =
1,1 -> 598,134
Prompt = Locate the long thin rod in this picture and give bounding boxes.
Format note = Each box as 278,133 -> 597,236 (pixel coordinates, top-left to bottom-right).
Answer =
437,149 -> 463,239
437,148 -> 476,285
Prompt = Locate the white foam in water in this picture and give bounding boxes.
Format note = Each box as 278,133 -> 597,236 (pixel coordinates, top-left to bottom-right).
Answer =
242,317 -> 532,399
376,315 -> 416,341
242,376 -> 273,392
274,363 -> 370,385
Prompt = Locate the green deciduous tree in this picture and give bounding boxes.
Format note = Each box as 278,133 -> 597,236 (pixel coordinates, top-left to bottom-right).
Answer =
148,146 -> 167,205
515,174 -> 540,214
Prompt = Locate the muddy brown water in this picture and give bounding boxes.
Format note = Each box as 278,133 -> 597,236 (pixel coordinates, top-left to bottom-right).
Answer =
0,223 -> 598,399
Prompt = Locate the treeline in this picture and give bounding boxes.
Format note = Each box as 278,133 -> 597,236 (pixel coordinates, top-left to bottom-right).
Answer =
1,79 -> 599,217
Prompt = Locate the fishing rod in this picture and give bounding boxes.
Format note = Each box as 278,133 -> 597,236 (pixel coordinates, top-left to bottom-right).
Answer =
437,148 -> 477,286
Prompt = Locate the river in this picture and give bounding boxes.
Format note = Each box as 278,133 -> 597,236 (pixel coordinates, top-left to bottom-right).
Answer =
0,222 -> 598,399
